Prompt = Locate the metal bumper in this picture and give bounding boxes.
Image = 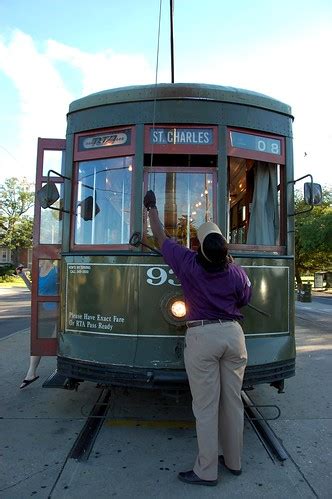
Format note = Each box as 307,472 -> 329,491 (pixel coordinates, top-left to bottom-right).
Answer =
57,356 -> 295,390
244,359 -> 295,387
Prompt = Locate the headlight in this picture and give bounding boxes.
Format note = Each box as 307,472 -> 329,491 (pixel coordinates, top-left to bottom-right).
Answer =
170,300 -> 186,318
160,293 -> 186,326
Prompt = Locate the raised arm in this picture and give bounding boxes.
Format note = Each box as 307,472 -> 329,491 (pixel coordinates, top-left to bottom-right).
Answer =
144,191 -> 167,249
16,267 -> 32,291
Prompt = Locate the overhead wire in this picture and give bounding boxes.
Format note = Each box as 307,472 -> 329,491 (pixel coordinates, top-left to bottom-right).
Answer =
149,0 -> 163,191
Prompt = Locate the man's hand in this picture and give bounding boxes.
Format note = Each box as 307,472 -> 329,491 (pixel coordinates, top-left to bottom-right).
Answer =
144,190 -> 156,211
144,191 -> 166,248
16,265 -> 24,275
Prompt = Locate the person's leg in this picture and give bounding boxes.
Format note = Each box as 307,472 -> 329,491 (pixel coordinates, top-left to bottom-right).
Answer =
25,356 -> 41,378
184,326 -> 222,481
218,323 -> 247,471
20,356 -> 41,387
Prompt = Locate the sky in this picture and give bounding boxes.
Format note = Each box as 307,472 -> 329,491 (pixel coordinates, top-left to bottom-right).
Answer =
0,0 -> 331,188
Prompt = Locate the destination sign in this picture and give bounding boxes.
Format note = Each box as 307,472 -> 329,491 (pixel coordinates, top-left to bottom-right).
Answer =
230,131 -> 281,156
79,129 -> 131,151
150,128 -> 214,145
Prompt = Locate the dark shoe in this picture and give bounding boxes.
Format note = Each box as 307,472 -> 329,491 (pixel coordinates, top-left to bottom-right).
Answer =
178,470 -> 217,486
20,376 -> 39,389
218,455 -> 242,475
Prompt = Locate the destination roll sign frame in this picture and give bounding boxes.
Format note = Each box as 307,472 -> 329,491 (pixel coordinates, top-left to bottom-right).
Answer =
228,129 -> 285,165
78,129 -> 131,151
230,131 -> 281,155
150,127 -> 214,145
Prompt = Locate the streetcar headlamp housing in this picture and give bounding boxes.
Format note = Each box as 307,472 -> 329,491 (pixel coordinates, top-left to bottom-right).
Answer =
160,293 -> 186,326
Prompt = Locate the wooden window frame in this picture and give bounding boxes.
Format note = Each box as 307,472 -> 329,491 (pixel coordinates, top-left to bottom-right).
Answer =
70,156 -> 135,252
143,165 -> 218,244
227,128 -> 286,254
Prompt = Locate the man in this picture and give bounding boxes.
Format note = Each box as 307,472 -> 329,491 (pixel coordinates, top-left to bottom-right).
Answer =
144,190 -> 251,486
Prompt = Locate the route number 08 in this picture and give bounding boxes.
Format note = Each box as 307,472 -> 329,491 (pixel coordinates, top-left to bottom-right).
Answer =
257,139 -> 280,154
146,267 -> 180,286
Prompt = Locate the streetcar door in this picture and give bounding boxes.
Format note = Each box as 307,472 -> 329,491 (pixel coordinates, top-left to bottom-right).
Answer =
31,138 -> 66,356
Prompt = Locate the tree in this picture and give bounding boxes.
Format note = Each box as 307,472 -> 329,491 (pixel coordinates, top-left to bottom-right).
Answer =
294,186 -> 332,287
0,177 -> 35,263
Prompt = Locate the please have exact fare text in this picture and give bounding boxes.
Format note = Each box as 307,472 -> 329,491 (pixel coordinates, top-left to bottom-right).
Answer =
68,312 -> 125,330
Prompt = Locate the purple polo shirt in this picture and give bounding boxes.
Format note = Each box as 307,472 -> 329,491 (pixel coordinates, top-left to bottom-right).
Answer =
161,238 -> 252,321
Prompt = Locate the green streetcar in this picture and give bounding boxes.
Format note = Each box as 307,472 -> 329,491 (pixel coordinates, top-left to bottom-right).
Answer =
31,83 -> 321,392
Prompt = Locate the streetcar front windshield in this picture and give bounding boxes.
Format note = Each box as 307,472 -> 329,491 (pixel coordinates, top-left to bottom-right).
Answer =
146,171 -> 214,249
75,156 -> 132,245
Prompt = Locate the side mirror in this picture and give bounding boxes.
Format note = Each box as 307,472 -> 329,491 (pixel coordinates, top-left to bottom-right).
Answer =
304,182 -> 322,206
289,174 -> 323,216
36,171 -> 71,214
37,181 -> 60,208
78,196 -> 100,221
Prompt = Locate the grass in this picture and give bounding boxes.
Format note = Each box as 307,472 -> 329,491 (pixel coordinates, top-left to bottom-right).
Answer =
0,277 -> 27,288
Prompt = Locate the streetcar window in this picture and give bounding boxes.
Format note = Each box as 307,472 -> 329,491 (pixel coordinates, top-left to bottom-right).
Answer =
144,154 -> 217,168
37,302 -> 59,338
37,259 -> 59,296
40,183 -> 63,244
75,156 -> 132,245
37,259 -> 59,338
145,171 -> 214,248
229,158 -> 281,246
42,149 -> 65,177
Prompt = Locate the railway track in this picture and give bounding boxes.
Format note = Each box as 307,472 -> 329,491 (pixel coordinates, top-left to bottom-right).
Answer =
241,390 -> 287,462
44,385 -> 292,498
51,386 -> 287,466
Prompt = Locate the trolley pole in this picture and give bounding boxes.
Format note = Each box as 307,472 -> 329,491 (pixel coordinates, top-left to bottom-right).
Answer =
170,0 -> 175,83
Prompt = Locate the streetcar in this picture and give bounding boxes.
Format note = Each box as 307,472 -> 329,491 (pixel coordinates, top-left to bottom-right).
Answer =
31,83 -> 321,392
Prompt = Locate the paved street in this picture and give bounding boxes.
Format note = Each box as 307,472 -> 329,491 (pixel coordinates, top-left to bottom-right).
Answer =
0,287 -> 31,339
0,288 -> 331,498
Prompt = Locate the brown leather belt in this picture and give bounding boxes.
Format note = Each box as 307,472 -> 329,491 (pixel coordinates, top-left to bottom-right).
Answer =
186,319 -> 234,328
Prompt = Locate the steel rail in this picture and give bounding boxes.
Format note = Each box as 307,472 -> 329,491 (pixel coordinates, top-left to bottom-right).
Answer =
68,388 -> 112,461
242,390 -> 288,462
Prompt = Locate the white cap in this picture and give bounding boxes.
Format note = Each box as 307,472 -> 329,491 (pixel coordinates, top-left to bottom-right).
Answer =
197,222 -> 225,262
197,221 -> 222,245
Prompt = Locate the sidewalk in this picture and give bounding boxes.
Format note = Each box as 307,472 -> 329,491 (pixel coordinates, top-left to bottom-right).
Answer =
311,289 -> 332,296
0,298 -> 331,498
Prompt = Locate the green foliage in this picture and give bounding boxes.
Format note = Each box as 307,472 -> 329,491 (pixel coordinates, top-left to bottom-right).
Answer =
0,177 -> 34,250
10,217 -> 34,248
295,186 -> 332,285
0,263 -> 15,278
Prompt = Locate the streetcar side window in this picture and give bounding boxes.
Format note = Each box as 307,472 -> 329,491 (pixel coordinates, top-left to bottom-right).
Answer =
37,259 -> 59,296
229,158 -> 281,246
145,170 -> 214,249
40,182 -> 63,244
74,156 -> 133,245
37,259 -> 59,338
42,149 -> 65,176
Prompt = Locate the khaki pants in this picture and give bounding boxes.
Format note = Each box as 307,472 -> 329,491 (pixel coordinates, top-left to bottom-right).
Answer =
184,321 -> 247,481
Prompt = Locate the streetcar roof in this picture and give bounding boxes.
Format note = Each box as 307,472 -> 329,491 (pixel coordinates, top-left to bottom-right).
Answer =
68,83 -> 292,117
